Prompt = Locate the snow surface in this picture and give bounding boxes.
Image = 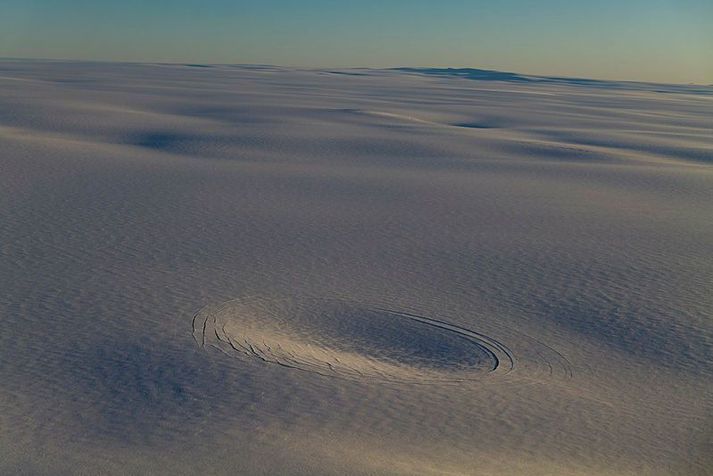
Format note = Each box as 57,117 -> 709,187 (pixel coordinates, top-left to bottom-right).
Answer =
1,60 -> 712,475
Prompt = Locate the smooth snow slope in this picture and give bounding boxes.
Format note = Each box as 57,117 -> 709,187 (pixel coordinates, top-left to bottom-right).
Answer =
1,60 -> 712,475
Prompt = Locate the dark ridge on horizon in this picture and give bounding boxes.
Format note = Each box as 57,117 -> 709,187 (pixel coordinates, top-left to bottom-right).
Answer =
393,67 -> 713,93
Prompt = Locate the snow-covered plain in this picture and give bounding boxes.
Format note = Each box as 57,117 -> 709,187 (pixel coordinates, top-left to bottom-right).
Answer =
1,60 -> 712,475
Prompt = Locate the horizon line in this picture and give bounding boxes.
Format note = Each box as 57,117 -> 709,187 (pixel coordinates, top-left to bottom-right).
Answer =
1,56 -> 710,87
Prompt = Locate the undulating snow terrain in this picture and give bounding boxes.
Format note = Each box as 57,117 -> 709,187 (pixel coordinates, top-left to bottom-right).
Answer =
1,60 -> 712,475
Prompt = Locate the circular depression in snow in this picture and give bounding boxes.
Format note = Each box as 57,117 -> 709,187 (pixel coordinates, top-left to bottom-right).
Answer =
193,298 -> 514,384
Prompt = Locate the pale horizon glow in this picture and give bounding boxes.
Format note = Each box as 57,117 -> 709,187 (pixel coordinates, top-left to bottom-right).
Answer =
1,0 -> 711,84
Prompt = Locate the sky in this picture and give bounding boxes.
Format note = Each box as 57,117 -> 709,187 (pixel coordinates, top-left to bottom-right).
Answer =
1,0 -> 711,84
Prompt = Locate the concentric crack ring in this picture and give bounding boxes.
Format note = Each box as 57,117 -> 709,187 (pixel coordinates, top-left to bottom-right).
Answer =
193,298 -> 516,384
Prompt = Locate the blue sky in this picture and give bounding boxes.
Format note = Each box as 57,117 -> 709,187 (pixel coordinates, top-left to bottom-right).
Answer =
1,0 -> 711,83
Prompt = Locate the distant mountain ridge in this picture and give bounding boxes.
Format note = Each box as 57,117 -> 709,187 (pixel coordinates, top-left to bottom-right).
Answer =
393,67 -> 713,94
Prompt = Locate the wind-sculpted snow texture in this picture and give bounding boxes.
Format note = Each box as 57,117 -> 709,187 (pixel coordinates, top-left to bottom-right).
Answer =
1,61 -> 712,475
